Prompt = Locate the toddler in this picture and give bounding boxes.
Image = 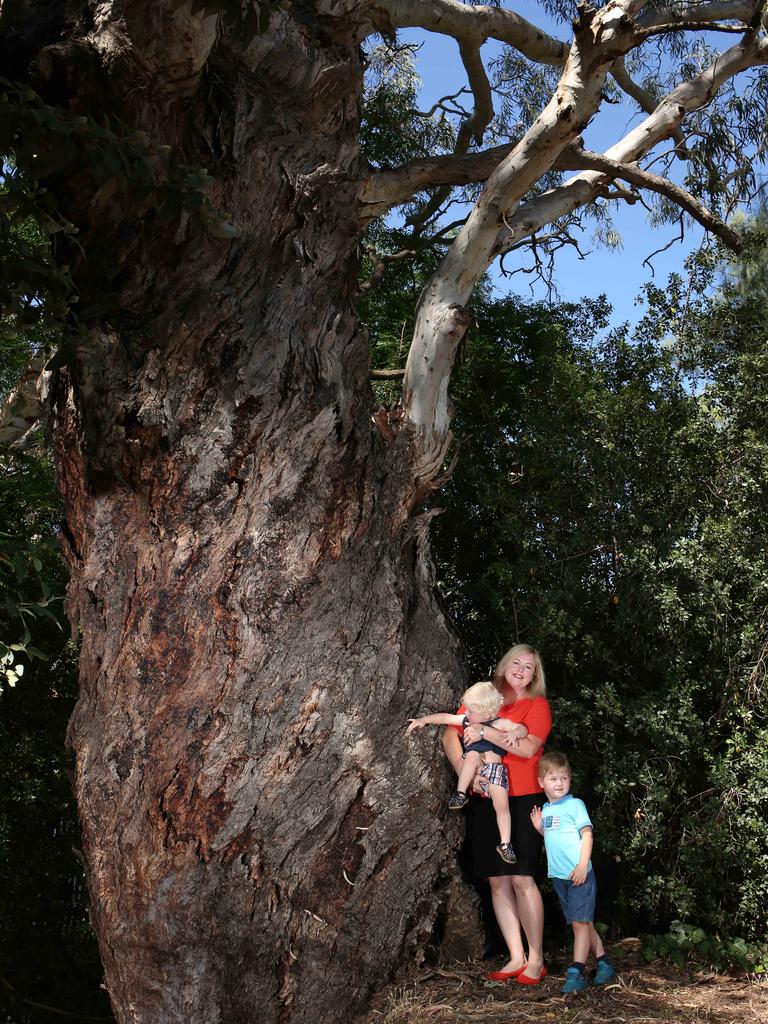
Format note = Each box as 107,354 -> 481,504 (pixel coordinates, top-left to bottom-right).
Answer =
407,681 -> 528,864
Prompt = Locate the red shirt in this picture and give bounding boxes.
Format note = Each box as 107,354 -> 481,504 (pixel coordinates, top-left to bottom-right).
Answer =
452,696 -> 552,797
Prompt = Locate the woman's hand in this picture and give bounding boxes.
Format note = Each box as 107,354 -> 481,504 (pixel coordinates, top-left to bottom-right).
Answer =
503,731 -> 522,749
469,771 -> 485,796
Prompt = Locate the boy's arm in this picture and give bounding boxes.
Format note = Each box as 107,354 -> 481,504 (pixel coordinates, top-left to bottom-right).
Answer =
407,712 -> 464,734
570,827 -> 593,885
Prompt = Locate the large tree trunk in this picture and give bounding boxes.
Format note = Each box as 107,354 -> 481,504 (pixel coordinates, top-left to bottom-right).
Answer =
8,4 -> 470,1021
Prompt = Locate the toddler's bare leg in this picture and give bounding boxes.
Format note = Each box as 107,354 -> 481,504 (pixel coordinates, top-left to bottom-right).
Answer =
488,783 -> 511,845
457,751 -> 481,794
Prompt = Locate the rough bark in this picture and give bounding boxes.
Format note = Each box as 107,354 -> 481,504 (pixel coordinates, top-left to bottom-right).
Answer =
7,4 -> 471,1022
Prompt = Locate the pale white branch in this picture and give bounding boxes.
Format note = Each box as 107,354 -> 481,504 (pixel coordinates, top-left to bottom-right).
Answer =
400,0 -> 642,444
610,55 -> 689,152
373,0 -> 568,66
636,0 -> 756,29
495,31 -> 768,258
610,56 -> 659,118
0,356 -> 49,448
398,0 -> 768,460
363,0 -> 763,216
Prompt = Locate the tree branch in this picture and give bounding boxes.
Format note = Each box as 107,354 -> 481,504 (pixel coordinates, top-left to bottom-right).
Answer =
373,0 -> 568,66
406,38 -> 495,230
400,0 -> 642,451
494,30 -> 768,259
561,145 -> 744,250
611,56 -> 689,155
0,356 -> 48,448
363,1 -> 764,216
636,19 -> 748,37
360,142 -> 516,218
636,0 -> 756,30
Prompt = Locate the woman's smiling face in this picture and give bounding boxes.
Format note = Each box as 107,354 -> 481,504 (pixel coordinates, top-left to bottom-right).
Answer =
503,654 -> 536,695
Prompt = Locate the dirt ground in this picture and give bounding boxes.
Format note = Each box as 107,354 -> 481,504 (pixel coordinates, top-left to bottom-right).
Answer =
363,940 -> 768,1024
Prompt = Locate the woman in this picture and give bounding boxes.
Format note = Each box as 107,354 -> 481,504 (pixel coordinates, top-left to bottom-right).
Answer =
442,643 -> 551,985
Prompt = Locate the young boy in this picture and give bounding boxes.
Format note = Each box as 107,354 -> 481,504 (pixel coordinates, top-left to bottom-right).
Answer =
407,681 -> 528,864
530,751 -> 616,994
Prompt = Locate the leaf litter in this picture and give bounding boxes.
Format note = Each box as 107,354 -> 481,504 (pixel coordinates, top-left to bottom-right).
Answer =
362,939 -> 768,1024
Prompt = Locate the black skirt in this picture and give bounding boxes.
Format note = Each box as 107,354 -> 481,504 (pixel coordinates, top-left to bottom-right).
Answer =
464,791 -> 545,879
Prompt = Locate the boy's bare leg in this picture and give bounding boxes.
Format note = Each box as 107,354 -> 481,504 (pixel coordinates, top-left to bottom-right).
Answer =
456,751 -> 481,795
572,921 -> 591,963
488,783 -> 511,845
589,923 -> 605,959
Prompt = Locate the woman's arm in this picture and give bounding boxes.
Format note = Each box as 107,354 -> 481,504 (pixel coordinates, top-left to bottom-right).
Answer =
464,723 -> 544,759
407,712 -> 464,734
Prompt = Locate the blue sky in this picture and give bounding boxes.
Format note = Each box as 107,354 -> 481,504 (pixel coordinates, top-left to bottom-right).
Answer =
400,8 -> 708,322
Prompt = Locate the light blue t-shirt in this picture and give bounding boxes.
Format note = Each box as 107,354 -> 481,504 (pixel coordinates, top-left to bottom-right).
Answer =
541,794 -> 593,880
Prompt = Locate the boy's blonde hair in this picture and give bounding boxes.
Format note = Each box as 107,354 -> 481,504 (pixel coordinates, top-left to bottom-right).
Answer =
494,643 -> 546,697
538,750 -> 571,776
461,681 -> 503,719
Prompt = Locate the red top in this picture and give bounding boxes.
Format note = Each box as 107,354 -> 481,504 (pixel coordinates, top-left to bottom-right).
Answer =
452,696 -> 552,796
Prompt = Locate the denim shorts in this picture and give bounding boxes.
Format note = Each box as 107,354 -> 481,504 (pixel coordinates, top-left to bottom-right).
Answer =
552,869 -> 596,923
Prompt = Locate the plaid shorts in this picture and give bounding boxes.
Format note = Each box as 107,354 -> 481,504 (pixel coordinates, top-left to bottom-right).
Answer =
478,760 -> 509,795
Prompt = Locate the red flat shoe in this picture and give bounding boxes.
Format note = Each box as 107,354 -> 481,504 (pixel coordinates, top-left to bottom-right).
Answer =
485,964 -> 527,981
515,967 -> 547,986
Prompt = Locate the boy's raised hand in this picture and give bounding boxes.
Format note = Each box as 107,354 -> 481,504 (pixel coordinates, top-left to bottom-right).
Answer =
406,718 -> 425,734
530,805 -> 543,834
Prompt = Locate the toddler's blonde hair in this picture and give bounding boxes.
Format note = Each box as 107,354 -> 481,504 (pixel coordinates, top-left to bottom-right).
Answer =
461,681 -> 502,719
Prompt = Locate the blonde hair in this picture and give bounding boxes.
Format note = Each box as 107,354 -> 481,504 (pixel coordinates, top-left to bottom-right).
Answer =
538,751 -> 570,776
461,681 -> 503,719
494,643 -> 546,697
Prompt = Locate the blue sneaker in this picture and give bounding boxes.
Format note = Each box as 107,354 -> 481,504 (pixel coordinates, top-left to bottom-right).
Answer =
561,967 -> 589,994
593,960 -> 616,986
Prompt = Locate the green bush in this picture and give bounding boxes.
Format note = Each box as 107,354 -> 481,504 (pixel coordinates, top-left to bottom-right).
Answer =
642,921 -> 768,973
